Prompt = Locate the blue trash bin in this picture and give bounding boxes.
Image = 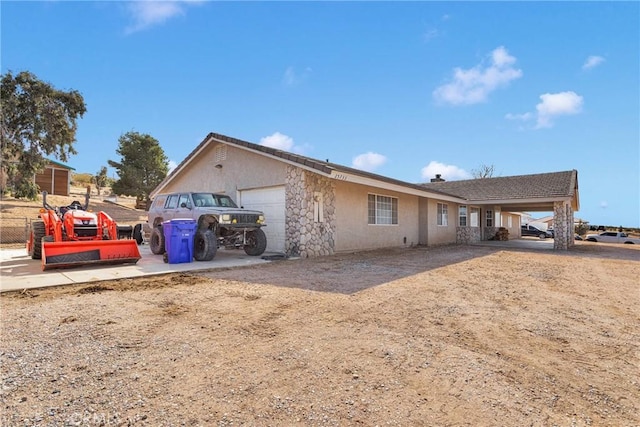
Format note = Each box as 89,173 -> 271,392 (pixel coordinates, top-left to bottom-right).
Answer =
162,219 -> 197,264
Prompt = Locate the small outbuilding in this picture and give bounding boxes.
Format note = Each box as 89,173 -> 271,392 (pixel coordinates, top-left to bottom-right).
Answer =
34,159 -> 75,196
151,132 -> 580,255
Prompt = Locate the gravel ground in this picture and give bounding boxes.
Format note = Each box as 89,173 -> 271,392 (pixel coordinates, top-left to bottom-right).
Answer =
1,243 -> 639,426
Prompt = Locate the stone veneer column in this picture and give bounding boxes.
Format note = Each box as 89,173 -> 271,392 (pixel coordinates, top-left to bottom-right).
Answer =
284,166 -> 336,258
553,200 -> 574,250
456,226 -> 481,244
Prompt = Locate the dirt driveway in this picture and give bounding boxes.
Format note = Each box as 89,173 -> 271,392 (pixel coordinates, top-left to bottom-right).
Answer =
1,243 -> 639,426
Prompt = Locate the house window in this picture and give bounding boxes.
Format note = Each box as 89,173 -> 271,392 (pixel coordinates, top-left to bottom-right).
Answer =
459,205 -> 467,226
470,207 -> 479,227
507,216 -> 513,227
368,194 -> 398,225
486,210 -> 493,227
437,203 -> 448,226
313,192 -> 324,223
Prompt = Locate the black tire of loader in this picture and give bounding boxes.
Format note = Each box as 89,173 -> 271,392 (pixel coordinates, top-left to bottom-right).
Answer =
133,223 -> 144,245
194,229 -> 217,261
29,221 -> 46,260
150,227 -> 166,255
244,228 -> 267,256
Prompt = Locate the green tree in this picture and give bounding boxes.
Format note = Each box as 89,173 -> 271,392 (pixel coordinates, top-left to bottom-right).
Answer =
575,220 -> 589,237
108,131 -> 168,201
1,71 -> 86,199
92,166 -> 109,196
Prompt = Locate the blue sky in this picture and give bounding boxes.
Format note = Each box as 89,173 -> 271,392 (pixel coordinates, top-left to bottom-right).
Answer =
2,1 -> 639,227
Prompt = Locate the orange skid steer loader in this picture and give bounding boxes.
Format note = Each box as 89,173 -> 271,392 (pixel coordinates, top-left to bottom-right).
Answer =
26,190 -> 141,270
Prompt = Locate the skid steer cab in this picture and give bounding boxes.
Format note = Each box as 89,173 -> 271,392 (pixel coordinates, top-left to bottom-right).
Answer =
26,190 -> 141,271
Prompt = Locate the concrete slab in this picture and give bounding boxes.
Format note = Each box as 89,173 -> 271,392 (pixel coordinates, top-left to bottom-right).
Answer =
471,237 -> 556,250
0,244 -> 274,293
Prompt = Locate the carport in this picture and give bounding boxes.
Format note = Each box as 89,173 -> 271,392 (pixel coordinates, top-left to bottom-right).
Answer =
422,170 -> 580,250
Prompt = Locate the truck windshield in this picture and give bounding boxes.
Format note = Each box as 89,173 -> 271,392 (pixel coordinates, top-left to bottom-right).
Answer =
193,193 -> 238,208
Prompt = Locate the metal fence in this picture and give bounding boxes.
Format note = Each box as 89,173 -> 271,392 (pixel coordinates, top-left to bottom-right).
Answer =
1,217 -> 29,244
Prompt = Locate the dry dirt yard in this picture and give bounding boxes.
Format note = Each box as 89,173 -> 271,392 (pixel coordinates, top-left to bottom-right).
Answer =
1,242 -> 639,426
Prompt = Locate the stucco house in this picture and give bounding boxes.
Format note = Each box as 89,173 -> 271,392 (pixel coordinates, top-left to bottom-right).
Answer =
151,132 -> 579,256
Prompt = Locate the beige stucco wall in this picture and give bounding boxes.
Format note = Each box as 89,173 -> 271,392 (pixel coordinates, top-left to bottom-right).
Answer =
418,198 -> 429,245
501,212 -> 520,238
333,181 -> 421,252
160,143 -> 287,198
424,198 -> 458,246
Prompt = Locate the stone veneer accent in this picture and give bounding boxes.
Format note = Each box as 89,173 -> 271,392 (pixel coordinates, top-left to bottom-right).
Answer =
456,226 -> 481,244
483,226 -> 499,241
285,166 -> 336,258
553,200 -> 574,250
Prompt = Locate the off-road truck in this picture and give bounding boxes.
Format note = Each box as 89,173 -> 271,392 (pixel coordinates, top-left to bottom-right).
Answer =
147,192 -> 267,261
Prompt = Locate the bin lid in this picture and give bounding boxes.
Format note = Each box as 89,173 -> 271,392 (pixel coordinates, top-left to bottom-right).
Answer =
163,218 -> 197,224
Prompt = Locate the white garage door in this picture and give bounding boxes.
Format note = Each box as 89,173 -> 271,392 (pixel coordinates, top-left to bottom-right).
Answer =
238,186 -> 286,253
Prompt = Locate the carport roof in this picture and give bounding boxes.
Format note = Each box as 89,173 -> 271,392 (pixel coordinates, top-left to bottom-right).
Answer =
421,170 -> 578,201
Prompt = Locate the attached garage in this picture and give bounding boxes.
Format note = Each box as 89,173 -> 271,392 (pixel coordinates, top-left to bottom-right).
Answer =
238,186 -> 286,253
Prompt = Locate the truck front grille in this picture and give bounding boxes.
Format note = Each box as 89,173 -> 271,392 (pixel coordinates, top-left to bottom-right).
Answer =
232,214 -> 260,224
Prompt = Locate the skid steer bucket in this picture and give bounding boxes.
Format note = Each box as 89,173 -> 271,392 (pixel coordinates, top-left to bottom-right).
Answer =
41,240 -> 142,271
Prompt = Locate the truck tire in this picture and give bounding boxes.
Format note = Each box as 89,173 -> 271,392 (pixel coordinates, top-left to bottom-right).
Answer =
150,226 -> 166,254
28,221 -> 46,260
244,228 -> 267,256
194,229 -> 217,261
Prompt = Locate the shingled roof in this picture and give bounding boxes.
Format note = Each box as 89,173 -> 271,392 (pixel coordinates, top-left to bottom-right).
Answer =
153,132 -> 579,210
154,132 -> 458,199
421,170 -> 579,201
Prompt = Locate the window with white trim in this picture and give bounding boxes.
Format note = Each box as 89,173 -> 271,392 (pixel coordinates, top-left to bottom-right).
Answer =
437,203 -> 448,226
486,210 -> 493,227
368,194 -> 398,225
507,216 -> 513,227
459,205 -> 467,226
470,207 -> 479,227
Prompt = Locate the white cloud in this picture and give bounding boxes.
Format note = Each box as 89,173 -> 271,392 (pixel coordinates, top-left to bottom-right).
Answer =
505,112 -> 533,121
535,91 -> 583,128
352,152 -> 387,172
423,14 -> 449,43
168,160 -> 178,174
423,28 -> 439,42
282,66 -> 312,86
124,1 -> 203,34
506,91 -> 584,129
583,55 -> 605,70
433,46 -> 523,105
420,161 -> 471,181
259,131 -> 309,154
259,132 -> 295,151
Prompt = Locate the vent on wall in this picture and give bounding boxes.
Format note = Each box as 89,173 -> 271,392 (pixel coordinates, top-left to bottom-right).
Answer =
214,145 -> 227,163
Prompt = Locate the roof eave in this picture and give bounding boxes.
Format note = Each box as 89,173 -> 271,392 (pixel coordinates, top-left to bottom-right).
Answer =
328,170 -> 465,202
